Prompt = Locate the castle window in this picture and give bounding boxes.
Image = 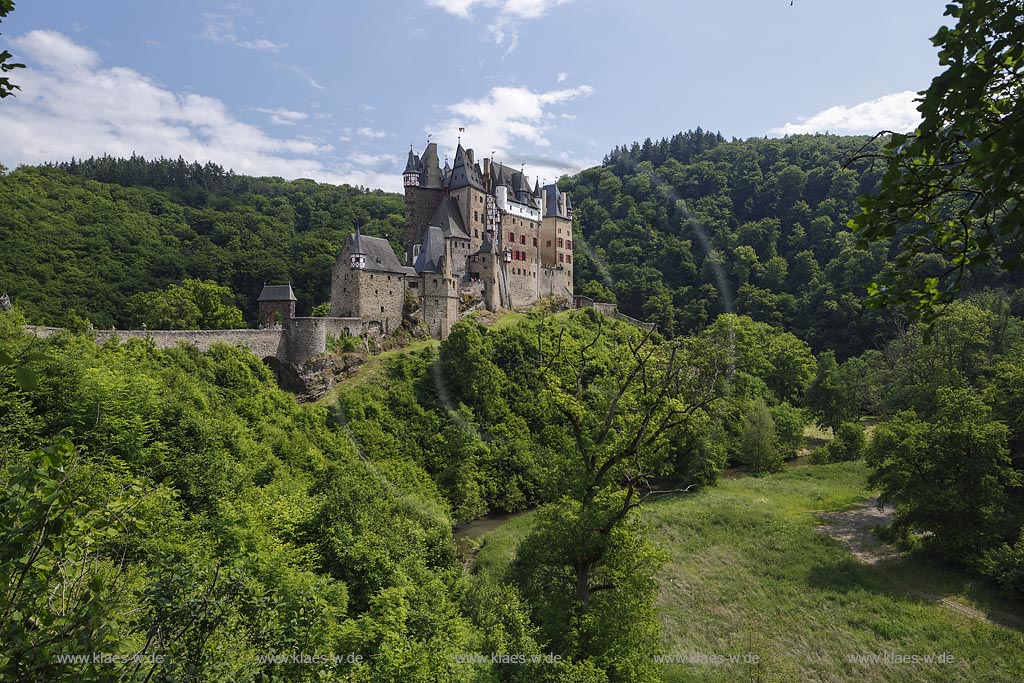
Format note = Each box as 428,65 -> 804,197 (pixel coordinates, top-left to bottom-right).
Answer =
381,306 -> 385,312
474,229 -> 479,238
558,238 -> 564,247
533,237 -> 537,247
567,240 -> 572,249
546,240 -> 552,247
567,255 -> 572,263
559,253 -> 564,263
474,211 -> 478,221
520,235 -> 525,245
433,279 -> 438,285
508,232 -> 514,242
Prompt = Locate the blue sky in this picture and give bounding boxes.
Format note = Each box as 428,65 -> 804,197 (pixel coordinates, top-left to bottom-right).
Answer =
0,0 -> 949,192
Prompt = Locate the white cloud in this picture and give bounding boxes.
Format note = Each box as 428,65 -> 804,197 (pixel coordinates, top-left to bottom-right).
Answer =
357,127 -> 388,139
201,12 -> 287,52
255,107 -> 309,126
425,0 -> 572,51
557,71 -> 568,83
0,31 -> 403,192
349,152 -> 402,168
429,84 -> 595,183
427,0 -> 571,19
768,91 -> 920,136
14,29 -> 99,72
279,63 -> 326,91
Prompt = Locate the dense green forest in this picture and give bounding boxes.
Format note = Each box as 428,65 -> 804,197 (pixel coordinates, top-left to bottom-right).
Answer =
562,130 -> 1024,358
0,156 -> 405,327
5,292 -> 1024,680
0,306 -> 813,681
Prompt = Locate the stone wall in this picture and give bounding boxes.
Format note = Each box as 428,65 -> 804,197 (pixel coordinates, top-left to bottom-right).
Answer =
83,328 -> 288,359
422,273 -> 458,339
284,318 -> 327,364
404,186 -> 445,263
539,267 -> 573,303
506,264 -> 538,307
258,300 -> 295,326
331,244 -> 406,336
358,271 -> 405,336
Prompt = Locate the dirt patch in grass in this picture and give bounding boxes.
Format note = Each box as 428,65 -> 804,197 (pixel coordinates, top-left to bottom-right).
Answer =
814,496 -> 902,565
815,497 -> 1024,630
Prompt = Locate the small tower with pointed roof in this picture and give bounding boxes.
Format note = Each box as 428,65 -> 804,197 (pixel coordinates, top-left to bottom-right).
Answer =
257,283 -> 297,327
331,227 -> 413,336
415,225 -> 460,339
403,147 -> 421,188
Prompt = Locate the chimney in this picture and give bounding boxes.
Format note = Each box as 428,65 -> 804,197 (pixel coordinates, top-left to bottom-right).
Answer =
466,148 -> 475,165
482,157 -> 491,191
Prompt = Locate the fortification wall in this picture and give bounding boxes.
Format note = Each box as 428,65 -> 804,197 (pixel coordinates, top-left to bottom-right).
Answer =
505,267 -> 538,307
320,317 -> 362,339
284,318 -> 326,365
83,329 -> 288,358
538,267 -> 573,304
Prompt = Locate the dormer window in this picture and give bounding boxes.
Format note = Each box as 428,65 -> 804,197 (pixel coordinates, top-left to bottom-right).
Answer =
350,253 -> 366,269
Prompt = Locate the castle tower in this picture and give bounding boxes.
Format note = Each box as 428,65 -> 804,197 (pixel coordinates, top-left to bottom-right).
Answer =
404,142 -> 445,265
403,147 -> 421,188
415,225 -> 460,339
331,227 -> 409,336
540,183 -> 575,300
257,284 -> 297,327
479,230 -> 501,312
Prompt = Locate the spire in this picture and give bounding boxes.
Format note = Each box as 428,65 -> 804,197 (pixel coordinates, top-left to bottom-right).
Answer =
403,147 -> 419,174
352,226 -> 364,254
349,227 -> 367,270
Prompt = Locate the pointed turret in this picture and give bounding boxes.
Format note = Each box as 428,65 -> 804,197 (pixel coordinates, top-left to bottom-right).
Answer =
349,227 -> 367,269
448,143 -> 482,189
403,147 -> 421,188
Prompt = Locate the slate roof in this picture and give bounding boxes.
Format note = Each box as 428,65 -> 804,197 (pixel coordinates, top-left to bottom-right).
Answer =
414,226 -> 447,273
489,161 -> 516,190
347,231 -> 408,274
419,142 -> 442,188
480,229 -> 495,253
543,183 -> 570,219
258,284 -> 296,302
404,148 -> 421,174
428,196 -> 470,240
447,144 -> 484,190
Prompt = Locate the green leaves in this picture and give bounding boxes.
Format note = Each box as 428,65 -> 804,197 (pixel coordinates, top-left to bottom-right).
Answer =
0,2 -> 22,98
854,0 -> 1024,319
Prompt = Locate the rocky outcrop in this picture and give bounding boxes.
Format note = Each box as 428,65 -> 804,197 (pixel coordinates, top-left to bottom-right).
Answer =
265,353 -> 367,402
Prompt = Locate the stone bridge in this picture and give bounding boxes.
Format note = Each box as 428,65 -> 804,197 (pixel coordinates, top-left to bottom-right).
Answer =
26,316 -> 365,365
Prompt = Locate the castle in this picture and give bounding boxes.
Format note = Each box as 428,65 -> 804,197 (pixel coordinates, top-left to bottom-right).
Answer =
327,142 -> 575,340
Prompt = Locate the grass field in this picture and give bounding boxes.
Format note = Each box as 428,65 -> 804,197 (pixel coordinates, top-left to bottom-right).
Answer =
472,462 -> 1024,682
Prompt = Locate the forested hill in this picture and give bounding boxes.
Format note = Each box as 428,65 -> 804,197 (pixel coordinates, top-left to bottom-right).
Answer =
3,135 -> 1023,354
562,130 -> 1024,358
0,156 -> 406,327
